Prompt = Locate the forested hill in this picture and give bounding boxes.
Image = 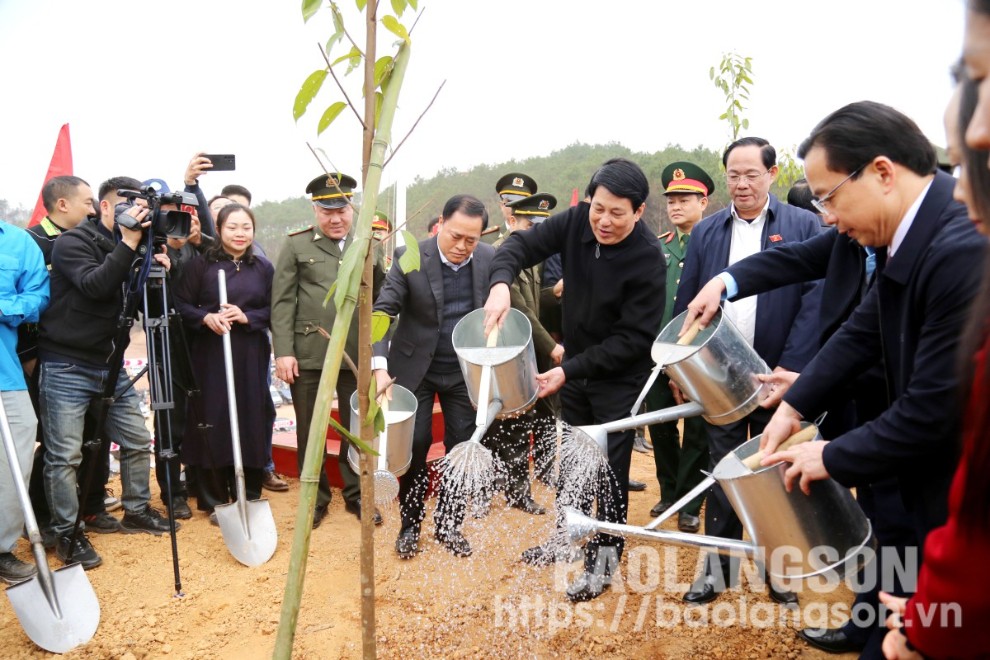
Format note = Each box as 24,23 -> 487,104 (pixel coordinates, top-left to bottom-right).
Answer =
252,141 -> 800,264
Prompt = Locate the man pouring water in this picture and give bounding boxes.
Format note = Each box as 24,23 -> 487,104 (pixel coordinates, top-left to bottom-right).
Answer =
483,158 -> 665,602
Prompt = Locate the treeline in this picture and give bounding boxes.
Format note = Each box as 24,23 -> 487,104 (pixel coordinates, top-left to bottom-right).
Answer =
249,141 -> 803,264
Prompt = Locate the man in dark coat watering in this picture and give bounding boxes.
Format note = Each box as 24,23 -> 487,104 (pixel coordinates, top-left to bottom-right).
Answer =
483,157 -> 665,602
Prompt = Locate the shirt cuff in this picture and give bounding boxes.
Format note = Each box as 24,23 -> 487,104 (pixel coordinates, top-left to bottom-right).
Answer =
371,356 -> 388,372
717,272 -> 738,300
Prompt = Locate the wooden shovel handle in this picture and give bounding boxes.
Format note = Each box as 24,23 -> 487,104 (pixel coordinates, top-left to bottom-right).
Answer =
677,318 -> 704,346
742,424 -> 818,471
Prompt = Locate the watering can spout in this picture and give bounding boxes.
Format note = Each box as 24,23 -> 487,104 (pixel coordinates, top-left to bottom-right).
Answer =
563,507 -> 757,559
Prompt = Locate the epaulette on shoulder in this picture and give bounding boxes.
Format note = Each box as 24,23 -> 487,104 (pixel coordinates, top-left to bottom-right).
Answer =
287,225 -> 313,237
658,231 -> 674,243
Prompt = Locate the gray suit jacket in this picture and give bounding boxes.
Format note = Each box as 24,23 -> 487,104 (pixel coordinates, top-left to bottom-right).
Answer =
373,237 -> 494,391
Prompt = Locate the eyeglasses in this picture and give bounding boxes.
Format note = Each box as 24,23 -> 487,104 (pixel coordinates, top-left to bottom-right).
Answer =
811,164 -> 866,215
725,170 -> 771,185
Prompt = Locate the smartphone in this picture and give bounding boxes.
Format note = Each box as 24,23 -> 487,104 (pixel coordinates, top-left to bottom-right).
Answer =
203,154 -> 236,171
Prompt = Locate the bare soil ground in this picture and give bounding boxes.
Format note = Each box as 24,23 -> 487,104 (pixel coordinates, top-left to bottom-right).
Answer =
0,328 -> 856,658
0,450 -> 856,659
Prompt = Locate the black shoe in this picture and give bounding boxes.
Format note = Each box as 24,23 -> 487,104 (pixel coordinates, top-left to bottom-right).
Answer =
164,496 -> 193,520
521,542 -> 582,566
0,552 -> 37,584
312,504 -> 329,529
677,512 -> 701,533
509,496 -> 546,515
797,627 -> 863,654
769,583 -> 799,606
208,512 -> 219,527
683,574 -> 722,605
435,529 -> 472,557
395,528 -> 419,559
566,570 -> 611,602
121,506 -> 177,535
627,479 -> 647,492
83,511 -> 122,534
650,501 -> 673,517
56,533 -> 102,570
344,499 -> 383,526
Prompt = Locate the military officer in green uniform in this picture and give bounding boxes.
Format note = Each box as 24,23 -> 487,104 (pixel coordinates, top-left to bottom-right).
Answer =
481,192 -> 564,514
271,173 -> 385,528
645,161 -> 714,533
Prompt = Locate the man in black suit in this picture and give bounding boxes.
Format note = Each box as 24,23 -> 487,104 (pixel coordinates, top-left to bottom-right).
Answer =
761,101 -> 985,659
483,158 -> 666,602
372,194 -> 494,559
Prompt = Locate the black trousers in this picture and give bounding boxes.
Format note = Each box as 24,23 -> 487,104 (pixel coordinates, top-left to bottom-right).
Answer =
842,478 -> 916,659
645,373 -> 708,516
559,372 -> 648,574
700,406 -> 773,584
289,368 -> 361,508
482,404 -> 555,505
189,465 -> 263,511
399,369 -> 475,536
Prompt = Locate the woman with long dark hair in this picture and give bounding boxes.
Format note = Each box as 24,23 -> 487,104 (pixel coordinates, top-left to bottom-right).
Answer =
879,55 -> 990,658
173,203 -> 275,517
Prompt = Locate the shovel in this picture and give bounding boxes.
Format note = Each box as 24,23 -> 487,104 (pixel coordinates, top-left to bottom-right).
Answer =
0,395 -> 100,653
213,269 -> 277,567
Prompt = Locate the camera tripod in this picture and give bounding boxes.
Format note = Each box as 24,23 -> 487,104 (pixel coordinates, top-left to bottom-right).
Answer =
67,241 -> 190,597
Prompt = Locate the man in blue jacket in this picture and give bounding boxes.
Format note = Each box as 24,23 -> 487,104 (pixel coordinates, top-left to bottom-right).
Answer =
674,137 -> 822,605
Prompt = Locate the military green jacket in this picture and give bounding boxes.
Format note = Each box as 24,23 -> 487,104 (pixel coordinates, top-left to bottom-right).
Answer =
271,225 -> 385,371
659,230 -> 689,329
493,235 -> 556,361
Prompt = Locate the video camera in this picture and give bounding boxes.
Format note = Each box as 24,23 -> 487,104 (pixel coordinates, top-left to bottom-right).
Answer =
114,186 -> 195,241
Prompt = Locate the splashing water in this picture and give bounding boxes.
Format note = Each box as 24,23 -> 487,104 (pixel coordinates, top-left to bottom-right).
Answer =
439,442 -> 494,515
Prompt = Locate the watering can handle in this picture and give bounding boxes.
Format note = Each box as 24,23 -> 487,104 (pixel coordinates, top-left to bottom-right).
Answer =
677,318 -> 704,346
742,424 -> 818,471
485,325 -> 499,347
377,396 -> 390,472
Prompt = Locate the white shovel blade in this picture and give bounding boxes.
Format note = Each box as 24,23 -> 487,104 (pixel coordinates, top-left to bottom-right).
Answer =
6,563 -> 100,654
214,498 -> 278,567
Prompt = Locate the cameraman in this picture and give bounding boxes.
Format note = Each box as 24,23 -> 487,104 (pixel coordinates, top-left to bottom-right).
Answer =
38,176 -> 177,570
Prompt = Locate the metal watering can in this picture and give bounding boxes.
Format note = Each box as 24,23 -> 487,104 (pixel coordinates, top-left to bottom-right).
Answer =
571,307 -> 770,455
566,423 -> 876,581
348,385 -> 417,504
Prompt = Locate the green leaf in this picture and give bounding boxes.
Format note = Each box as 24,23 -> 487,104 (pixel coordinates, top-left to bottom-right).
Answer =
371,311 -> 392,343
293,69 -> 328,121
317,101 -> 347,135
332,4 -> 345,32
365,376 -> 380,426
374,55 -> 394,89
355,0 -> 367,10
302,0 -> 322,22
708,66 -> 714,80
326,29 -> 345,52
323,280 -> 337,308
382,15 -> 408,41
330,45 -> 361,68
397,231 -> 420,272
742,118 -> 750,129
374,406 -> 385,434
391,0 -> 406,17
407,0 -> 418,9
328,416 -> 378,455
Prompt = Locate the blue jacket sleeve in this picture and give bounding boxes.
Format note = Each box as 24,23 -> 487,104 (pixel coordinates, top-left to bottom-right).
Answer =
0,232 -> 49,324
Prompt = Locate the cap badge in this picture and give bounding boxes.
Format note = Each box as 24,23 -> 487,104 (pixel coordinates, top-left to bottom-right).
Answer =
512,177 -> 524,187
673,168 -> 686,181
326,175 -> 338,187
538,200 -> 549,210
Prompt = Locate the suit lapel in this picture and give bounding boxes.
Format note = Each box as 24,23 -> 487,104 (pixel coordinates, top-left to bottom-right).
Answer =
423,239 -> 444,327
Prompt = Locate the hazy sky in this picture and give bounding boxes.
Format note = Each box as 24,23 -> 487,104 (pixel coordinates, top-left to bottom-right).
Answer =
0,0 -> 966,210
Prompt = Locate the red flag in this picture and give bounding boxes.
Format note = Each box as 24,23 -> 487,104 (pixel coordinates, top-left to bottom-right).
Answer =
569,187 -> 579,207
29,124 -> 73,227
